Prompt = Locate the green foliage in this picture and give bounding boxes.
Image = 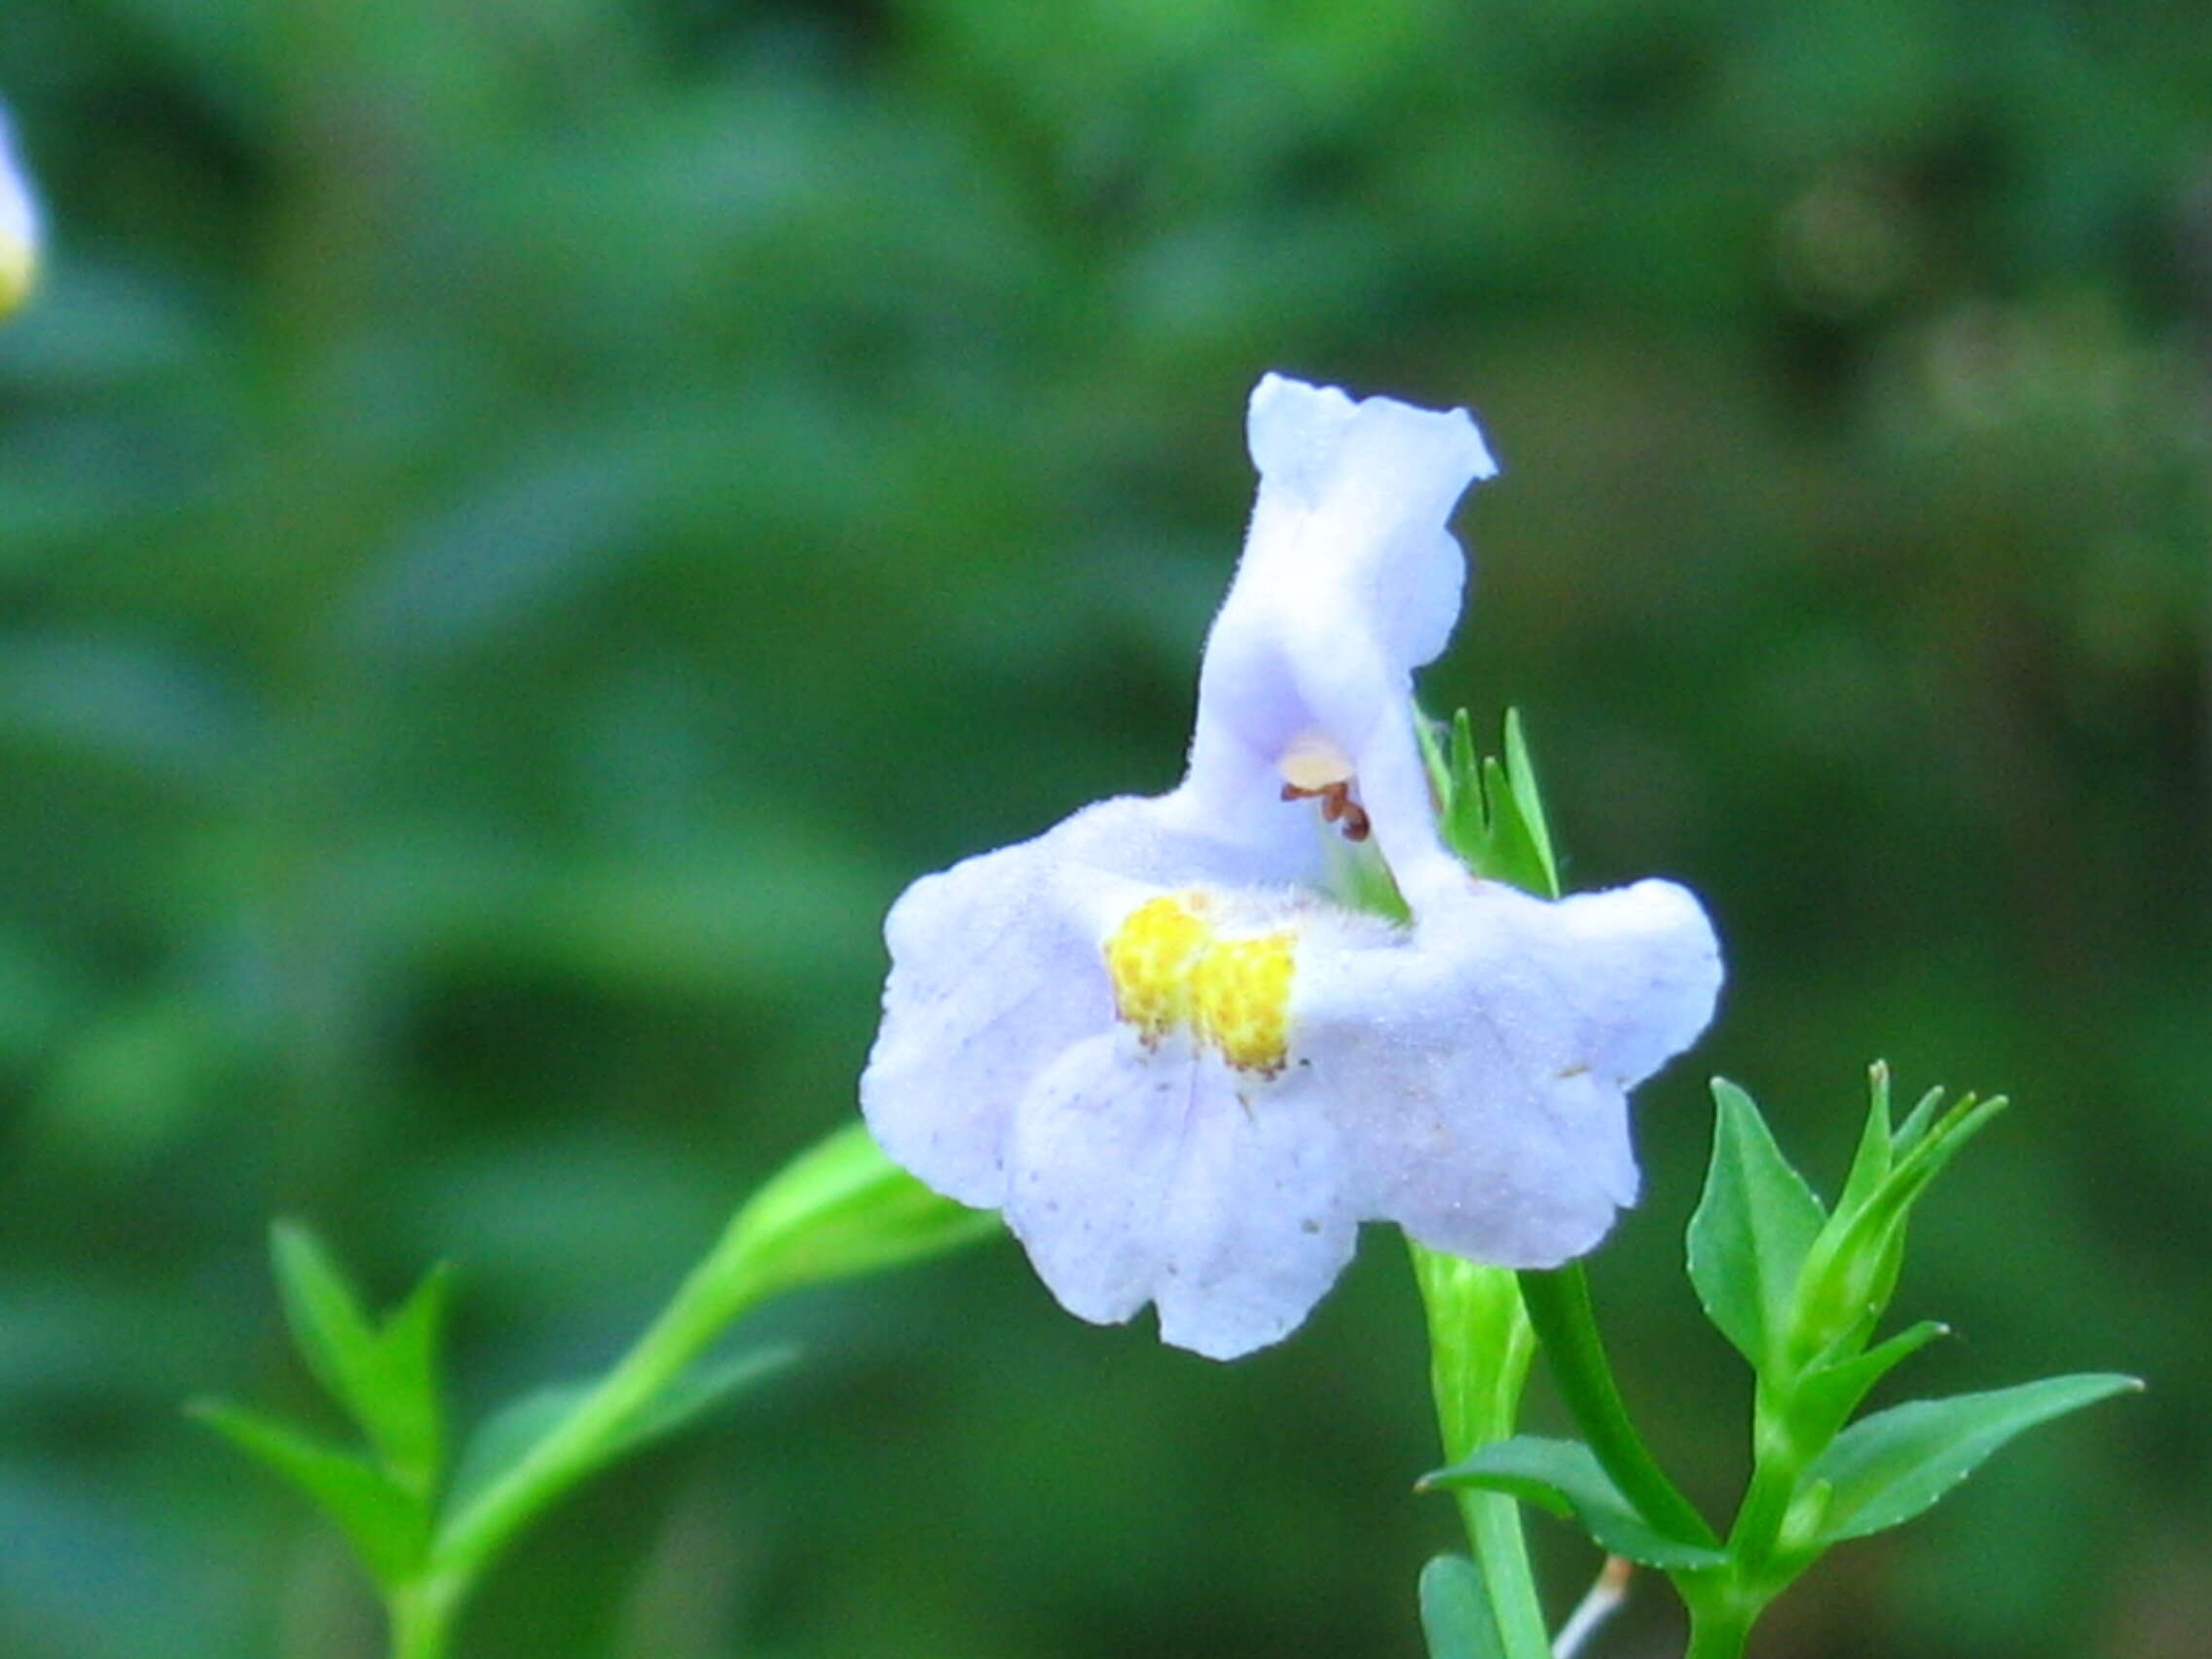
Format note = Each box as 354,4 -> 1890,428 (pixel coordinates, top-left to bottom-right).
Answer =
3,0 -> 2204,1652
188,1402 -> 429,1590
1806,1374 -> 2142,1545
723,1122 -> 1000,1300
1667,1075 -> 2134,1648
1686,1081 -> 1826,1374
1444,1067 -> 2134,1658
443,1346 -> 794,1520
1419,708 -> 1563,900
191,1226 -> 449,1592
270,1224 -> 450,1501
1423,1438 -> 1726,1569
1418,1556 -> 1505,1659
195,1127 -> 988,1657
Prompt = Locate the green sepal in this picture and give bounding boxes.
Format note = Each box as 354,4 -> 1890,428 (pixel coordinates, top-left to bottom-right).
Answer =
1891,1081 -> 1953,1157
1791,1087 -> 2007,1363
1417,707 -> 1563,899
1686,1080 -> 1825,1374
270,1222 -> 451,1499
1418,1555 -> 1506,1659
1498,708 -> 1559,892
1422,1436 -> 1728,1569
189,1399 -> 430,1588
1830,1063 -> 1899,1221
1805,1373 -> 2141,1544
443,1345 -> 796,1520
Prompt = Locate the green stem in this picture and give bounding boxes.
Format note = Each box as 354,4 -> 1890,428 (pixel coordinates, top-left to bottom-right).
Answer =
367,1124 -> 988,1659
1682,1602 -> 1754,1659
1520,1265 -> 1717,1548
382,1213 -> 772,1658
1411,1243 -> 1552,1659
1667,1382 -> 1818,1659
1462,1490 -> 1550,1659
386,1575 -> 462,1659
433,1224 -> 768,1581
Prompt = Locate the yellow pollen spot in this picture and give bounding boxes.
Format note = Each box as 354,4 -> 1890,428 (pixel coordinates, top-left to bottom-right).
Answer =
1191,930 -> 1296,1074
1104,894 -> 1297,1076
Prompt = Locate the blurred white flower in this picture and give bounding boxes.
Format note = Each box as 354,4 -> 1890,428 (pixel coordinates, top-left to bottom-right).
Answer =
1,107 -> 39,317
861,374 -> 1721,1359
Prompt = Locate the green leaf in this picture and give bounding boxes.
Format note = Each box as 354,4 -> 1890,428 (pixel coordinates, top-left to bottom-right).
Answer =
372,1265 -> 453,1496
1686,1080 -> 1826,1371
1808,1374 -> 2141,1543
1790,1320 -> 1949,1444
1418,1555 -> 1505,1659
269,1223 -> 450,1497
443,1345 -> 795,1519
1422,1437 -> 1727,1569
189,1399 -> 428,1587
271,1222 -> 384,1423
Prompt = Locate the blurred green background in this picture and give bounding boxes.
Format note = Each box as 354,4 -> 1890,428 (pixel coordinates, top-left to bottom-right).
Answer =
2,1 -> 2206,1655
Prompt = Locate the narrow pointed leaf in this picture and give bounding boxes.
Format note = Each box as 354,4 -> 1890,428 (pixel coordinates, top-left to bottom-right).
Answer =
1809,1373 -> 2140,1543
190,1400 -> 428,1587
271,1223 -> 450,1495
370,1263 -> 451,1497
270,1222 -> 382,1423
1423,1437 -> 1727,1569
1419,1555 -> 1505,1659
1794,1320 -> 1949,1442
1687,1080 -> 1825,1369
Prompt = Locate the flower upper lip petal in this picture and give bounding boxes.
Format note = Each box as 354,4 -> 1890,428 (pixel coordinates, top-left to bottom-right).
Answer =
1184,377 -> 1500,907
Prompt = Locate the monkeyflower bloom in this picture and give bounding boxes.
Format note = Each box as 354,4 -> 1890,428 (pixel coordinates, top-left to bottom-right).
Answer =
862,374 -> 1721,1359
0,107 -> 38,318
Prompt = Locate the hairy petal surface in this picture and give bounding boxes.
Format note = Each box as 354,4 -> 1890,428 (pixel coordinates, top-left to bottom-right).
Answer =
1002,1032 -> 1360,1360
1308,878 -> 1723,1266
860,372 -> 1724,1360
862,793 -> 1317,1209
1188,375 -> 1497,905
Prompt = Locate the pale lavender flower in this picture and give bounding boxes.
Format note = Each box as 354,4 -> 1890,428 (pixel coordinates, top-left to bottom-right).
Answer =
862,374 -> 1721,1359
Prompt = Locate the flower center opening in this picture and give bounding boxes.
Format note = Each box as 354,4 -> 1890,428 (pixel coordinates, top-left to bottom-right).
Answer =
1276,731 -> 1370,842
1103,894 -> 1297,1077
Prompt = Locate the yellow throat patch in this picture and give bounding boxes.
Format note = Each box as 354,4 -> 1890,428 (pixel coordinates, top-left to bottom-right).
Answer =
1104,894 -> 1297,1076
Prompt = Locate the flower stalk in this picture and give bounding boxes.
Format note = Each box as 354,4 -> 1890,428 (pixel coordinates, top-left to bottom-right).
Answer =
1412,1242 -> 1551,1659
